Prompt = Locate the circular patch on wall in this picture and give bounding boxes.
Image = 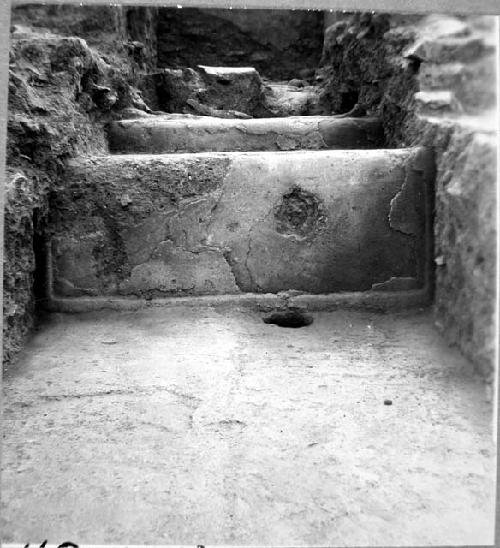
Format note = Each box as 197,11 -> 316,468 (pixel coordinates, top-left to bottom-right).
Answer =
274,186 -> 325,238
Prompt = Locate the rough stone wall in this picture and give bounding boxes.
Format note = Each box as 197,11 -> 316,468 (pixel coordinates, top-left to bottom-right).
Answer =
148,66 -> 270,117
316,12 -> 421,143
429,126 -> 496,386
125,7 -> 159,72
408,17 -> 496,392
157,8 -> 324,80
203,8 -> 324,73
11,5 -> 159,73
10,5 -> 128,59
4,6 -> 154,364
319,12 -> 497,389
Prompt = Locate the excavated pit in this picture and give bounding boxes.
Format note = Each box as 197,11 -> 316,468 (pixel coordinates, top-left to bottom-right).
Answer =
2,6 -> 496,547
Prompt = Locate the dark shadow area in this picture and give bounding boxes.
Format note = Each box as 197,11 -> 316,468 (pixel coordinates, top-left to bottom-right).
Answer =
263,309 -> 314,328
156,7 -> 324,80
339,89 -> 359,113
32,208 -> 49,319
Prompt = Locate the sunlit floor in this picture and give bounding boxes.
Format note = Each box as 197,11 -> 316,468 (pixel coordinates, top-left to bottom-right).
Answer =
2,306 -> 496,545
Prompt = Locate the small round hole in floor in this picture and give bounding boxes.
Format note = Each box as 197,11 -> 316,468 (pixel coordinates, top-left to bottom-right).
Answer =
262,309 -> 313,328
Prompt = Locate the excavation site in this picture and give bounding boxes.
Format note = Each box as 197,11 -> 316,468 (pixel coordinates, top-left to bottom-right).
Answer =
2,4 -> 498,545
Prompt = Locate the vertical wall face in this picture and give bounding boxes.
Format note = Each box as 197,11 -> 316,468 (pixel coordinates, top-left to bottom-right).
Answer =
47,149 -> 433,299
319,12 -> 497,386
433,130 -> 497,383
126,7 -> 159,71
317,12 -> 421,137
411,17 -> 497,388
9,5 -> 128,56
4,5 -> 157,364
156,8 -> 324,80
202,9 -> 324,63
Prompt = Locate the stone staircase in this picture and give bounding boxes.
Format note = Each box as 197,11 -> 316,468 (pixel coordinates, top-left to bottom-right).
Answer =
46,66 -> 435,312
410,15 -> 497,120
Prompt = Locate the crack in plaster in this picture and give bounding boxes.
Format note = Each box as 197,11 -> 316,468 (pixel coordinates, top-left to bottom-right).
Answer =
37,385 -> 202,408
388,163 -> 420,236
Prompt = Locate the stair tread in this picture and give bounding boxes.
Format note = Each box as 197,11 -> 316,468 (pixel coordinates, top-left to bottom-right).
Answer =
417,110 -> 497,135
113,115 -> 378,126
108,116 -> 384,153
197,65 -> 259,75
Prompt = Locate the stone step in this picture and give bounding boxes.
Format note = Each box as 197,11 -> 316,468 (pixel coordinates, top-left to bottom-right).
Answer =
414,90 -> 463,114
142,65 -> 270,118
48,148 -> 434,308
263,82 -> 319,116
405,34 -> 493,64
418,55 -> 497,112
107,115 -> 384,154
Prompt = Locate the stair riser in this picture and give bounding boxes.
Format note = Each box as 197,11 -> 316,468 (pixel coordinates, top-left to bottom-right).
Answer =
107,117 -> 384,154
49,149 -> 434,299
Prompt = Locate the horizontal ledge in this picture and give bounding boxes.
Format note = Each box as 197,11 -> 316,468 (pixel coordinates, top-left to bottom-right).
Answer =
111,116 -> 380,127
73,146 -> 420,163
46,288 -> 431,313
108,116 -> 384,153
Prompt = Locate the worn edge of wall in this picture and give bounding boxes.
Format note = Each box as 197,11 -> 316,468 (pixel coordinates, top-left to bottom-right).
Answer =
0,0 -> 12,505
494,13 -> 500,525
46,290 -> 432,313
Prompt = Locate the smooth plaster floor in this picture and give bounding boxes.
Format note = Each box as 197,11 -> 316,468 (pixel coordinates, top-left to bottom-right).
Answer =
1,306 -> 496,545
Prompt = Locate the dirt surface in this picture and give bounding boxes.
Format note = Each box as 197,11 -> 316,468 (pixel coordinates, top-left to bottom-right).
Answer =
2,307 -> 495,545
